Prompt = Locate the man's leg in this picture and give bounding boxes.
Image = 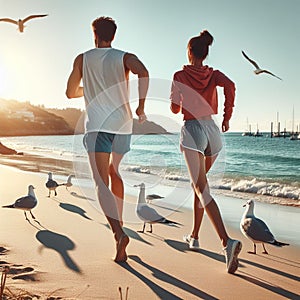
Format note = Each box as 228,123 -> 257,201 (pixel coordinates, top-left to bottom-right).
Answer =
87,151 -> 129,261
109,152 -> 125,225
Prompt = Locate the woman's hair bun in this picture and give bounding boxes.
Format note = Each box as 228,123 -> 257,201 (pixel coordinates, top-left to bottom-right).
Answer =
199,30 -> 214,46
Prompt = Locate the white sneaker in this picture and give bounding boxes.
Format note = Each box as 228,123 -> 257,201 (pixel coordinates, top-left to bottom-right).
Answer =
183,234 -> 200,250
223,239 -> 242,274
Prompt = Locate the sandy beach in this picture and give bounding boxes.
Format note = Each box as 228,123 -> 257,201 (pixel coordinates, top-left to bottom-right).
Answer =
0,157 -> 300,299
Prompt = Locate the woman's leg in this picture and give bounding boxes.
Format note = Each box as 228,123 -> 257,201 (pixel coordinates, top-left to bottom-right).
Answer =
183,149 -> 229,247
191,154 -> 218,239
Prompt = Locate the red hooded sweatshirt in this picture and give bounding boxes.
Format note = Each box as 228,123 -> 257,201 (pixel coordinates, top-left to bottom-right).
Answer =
170,65 -> 235,121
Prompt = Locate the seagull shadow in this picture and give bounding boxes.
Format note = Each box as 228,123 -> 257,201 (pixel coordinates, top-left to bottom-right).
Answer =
257,254 -> 300,268
123,227 -> 153,246
59,202 -> 92,220
239,257 -> 300,282
100,223 -> 153,246
35,230 -> 81,273
26,218 -> 48,230
70,191 -> 96,202
128,255 -> 219,300
236,271 -> 300,299
150,203 -> 183,213
140,232 -> 165,242
50,196 -> 93,220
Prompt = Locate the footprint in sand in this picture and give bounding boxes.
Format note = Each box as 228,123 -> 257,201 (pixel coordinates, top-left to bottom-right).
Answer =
7,266 -> 39,281
8,266 -> 34,275
0,251 -> 39,282
0,246 -> 8,254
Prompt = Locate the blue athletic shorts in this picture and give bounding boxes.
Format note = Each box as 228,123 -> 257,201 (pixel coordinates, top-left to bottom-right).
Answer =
180,119 -> 222,156
83,131 -> 131,154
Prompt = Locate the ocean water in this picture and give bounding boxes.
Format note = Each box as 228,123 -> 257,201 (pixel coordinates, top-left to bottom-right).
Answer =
1,132 -> 300,203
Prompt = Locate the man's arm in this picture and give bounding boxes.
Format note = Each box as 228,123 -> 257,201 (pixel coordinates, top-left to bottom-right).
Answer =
124,53 -> 149,123
66,54 -> 84,99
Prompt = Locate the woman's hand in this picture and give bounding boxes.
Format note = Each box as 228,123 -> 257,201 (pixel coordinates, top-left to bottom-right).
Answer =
222,120 -> 229,132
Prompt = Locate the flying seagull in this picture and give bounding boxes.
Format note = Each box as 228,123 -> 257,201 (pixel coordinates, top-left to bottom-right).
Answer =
63,174 -> 75,191
2,185 -> 37,220
46,172 -> 63,197
135,183 -> 180,233
241,50 -> 282,80
240,200 -> 289,254
0,14 -> 48,32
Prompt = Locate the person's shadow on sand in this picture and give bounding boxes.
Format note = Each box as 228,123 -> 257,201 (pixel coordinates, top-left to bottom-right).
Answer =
165,239 -> 300,299
36,230 -> 81,273
121,255 -> 218,300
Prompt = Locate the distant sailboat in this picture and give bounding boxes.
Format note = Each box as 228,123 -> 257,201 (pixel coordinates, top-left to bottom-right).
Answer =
254,124 -> 263,137
242,119 -> 253,136
290,133 -> 300,140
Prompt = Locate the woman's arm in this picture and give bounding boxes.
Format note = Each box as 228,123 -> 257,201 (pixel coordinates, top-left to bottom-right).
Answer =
215,71 -> 235,131
170,78 -> 182,114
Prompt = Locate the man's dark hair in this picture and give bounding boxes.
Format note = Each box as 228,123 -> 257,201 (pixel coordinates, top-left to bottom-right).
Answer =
92,16 -> 117,42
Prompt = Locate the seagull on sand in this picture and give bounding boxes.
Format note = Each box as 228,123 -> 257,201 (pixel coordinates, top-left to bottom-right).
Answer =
63,174 -> 75,191
46,172 -> 63,197
0,14 -> 48,32
146,193 -> 164,204
2,185 -> 37,221
135,183 -> 180,233
241,50 -> 282,80
240,200 -> 289,254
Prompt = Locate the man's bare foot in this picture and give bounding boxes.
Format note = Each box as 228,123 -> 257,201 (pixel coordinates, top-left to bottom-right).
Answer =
114,233 -> 129,262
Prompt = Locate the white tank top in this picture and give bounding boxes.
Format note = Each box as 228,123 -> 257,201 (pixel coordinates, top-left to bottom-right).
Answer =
82,48 -> 133,134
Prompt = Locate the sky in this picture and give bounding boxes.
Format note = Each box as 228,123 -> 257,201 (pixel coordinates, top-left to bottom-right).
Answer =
0,0 -> 299,132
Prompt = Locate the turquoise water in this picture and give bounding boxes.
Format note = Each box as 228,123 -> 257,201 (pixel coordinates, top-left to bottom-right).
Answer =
1,132 -> 300,201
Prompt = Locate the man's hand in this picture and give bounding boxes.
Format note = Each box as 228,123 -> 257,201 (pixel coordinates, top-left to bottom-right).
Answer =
136,106 -> 147,124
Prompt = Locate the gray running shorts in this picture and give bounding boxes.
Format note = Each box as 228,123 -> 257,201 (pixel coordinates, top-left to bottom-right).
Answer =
180,119 -> 222,156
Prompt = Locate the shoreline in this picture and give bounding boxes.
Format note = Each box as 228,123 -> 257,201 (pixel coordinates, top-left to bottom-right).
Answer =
0,151 -> 299,208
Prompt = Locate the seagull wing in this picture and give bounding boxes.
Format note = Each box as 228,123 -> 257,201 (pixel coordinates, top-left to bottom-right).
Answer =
23,14 -> 48,24
14,195 -> 37,209
46,179 -> 59,188
242,51 -> 260,69
241,217 -> 275,243
137,205 -> 164,223
261,70 -> 282,80
0,18 -> 18,25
